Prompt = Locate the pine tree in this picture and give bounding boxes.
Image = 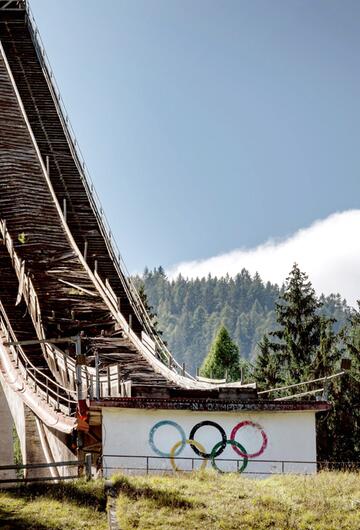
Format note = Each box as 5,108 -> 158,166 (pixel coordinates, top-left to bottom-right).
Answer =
313,316 -> 342,379
135,265 -> 349,372
137,281 -> 164,340
252,264 -> 337,392
200,326 -> 241,381
325,306 -> 360,462
268,263 -> 322,383
252,335 -> 281,391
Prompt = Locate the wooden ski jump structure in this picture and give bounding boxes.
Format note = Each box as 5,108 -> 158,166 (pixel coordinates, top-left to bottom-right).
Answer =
0,0 -> 250,477
0,1 -> 328,479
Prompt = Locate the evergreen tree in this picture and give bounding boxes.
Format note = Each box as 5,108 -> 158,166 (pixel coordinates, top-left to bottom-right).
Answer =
268,263 -> 322,383
137,281 -> 164,340
252,335 -> 282,391
200,326 -> 241,381
135,265 -> 349,374
312,316 -> 342,379
251,264 -> 358,462
322,306 -> 360,462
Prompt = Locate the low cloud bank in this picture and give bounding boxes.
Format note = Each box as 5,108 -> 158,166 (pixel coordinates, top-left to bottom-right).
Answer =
168,210 -> 360,307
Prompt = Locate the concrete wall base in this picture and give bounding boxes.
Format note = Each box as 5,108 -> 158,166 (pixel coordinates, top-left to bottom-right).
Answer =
0,373 -> 76,479
0,381 -> 16,480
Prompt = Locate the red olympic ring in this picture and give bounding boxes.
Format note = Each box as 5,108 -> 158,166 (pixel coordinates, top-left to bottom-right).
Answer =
230,420 -> 268,458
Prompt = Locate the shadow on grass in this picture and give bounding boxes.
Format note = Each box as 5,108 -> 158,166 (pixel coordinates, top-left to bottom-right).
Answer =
0,505 -> 50,530
112,476 -> 203,510
2,480 -> 107,512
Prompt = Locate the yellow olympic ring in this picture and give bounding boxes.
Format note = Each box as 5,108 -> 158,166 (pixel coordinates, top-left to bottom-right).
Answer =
169,439 -> 208,472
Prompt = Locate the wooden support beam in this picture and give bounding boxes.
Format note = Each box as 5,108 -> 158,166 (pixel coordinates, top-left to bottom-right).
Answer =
83,240 -> 88,262
56,277 -> 97,297
63,198 -> 67,222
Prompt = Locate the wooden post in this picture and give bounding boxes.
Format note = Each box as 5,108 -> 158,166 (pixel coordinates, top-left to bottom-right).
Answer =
63,198 -> 67,222
95,350 -> 100,400
89,375 -> 93,400
117,364 -> 121,395
107,366 -> 111,396
85,368 -> 89,395
46,155 -> 50,175
83,239 -> 88,261
182,363 -> 185,376
85,453 -> 92,481
63,354 -> 69,386
75,336 -> 82,401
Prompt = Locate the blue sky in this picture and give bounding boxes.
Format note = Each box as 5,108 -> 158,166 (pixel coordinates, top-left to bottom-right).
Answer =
30,0 -> 360,283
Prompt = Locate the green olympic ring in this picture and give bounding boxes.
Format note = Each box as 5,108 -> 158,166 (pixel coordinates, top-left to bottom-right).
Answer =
210,439 -> 248,473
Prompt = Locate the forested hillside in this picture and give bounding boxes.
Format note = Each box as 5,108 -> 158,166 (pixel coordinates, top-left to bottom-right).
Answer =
133,267 -> 350,375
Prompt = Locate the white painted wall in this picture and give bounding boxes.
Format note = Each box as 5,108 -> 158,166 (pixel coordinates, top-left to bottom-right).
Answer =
102,408 -> 317,476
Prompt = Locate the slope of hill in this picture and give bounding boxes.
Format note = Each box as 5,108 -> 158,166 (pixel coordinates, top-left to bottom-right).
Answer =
115,471 -> 360,530
0,480 -> 107,529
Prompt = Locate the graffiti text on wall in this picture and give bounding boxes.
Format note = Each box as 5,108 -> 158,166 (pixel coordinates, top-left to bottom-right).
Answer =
149,420 -> 268,473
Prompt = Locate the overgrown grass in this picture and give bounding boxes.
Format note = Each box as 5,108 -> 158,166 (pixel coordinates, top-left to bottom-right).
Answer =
113,471 -> 360,530
0,479 -> 108,529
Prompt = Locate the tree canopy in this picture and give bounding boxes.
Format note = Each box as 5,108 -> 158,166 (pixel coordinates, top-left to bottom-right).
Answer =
200,325 -> 241,381
253,263 -> 359,462
134,266 -> 349,375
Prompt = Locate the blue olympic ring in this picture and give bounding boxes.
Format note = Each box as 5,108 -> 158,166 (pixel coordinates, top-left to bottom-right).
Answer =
149,420 -> 186,457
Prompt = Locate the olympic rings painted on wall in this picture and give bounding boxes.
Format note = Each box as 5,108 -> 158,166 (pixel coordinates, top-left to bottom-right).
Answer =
189,421 -> 227,459
170,439 -> 208,472
210,440 -> 248,473
230,421 -> 268,459
149,420 -> 186,457
149,419 -> 268,473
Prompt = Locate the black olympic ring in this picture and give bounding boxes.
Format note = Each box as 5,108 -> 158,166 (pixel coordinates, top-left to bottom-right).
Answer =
189,421 -> 227,459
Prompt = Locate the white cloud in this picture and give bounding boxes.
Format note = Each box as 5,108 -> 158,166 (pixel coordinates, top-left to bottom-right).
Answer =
168,210 -> 360,307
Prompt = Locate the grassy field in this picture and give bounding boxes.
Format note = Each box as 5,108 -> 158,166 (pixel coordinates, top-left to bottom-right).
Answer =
0,480 -> 108,530
0,472 -> 358,529
113,471 -> 360,530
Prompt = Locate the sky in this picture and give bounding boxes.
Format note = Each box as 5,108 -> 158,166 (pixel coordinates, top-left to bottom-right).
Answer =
29,0 -> 360,303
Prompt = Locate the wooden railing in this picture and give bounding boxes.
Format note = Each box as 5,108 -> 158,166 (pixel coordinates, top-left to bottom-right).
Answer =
0,219 -> 75,391
0,300 -> 76,415
0,460 -> 80,484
